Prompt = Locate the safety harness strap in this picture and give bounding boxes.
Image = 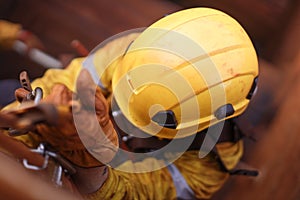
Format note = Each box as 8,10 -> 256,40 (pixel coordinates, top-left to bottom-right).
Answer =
167,163 -> 196,200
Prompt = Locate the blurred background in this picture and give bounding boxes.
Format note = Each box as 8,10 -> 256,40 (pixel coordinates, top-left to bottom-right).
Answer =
0,0 -> 300,199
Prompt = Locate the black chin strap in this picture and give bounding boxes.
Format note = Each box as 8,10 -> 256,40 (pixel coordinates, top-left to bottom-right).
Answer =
213,119 -> 259,177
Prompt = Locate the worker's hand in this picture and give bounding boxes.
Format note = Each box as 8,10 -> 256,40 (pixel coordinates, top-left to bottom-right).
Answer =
35,69 -> 119,167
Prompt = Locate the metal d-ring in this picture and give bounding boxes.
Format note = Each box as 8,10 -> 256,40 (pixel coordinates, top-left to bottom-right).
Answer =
32,87 -> 43,104
22,143 -> 49,170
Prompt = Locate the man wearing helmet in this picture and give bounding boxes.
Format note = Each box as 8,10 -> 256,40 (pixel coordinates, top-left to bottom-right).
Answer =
3,7 -> 258,199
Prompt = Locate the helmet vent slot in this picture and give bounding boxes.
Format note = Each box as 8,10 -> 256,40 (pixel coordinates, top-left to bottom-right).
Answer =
214,104 -> 235,120
152,110 -> 177,129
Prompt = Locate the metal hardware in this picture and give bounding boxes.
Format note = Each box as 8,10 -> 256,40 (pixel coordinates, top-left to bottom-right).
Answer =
22,143 -> 76,187
23,144 -> 49,170
32,87 -> 43,104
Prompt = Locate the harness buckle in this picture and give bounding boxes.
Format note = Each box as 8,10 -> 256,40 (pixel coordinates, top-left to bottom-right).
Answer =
23,143 -> 76,187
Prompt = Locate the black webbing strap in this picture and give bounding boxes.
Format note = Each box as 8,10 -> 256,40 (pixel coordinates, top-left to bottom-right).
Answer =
212,120 -> 259,177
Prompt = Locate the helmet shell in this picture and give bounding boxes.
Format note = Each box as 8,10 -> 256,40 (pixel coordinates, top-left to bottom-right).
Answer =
112,7 -> 258,139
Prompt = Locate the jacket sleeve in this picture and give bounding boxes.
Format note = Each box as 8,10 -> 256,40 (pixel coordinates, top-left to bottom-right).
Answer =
87,140 -> 243,200
87,158 -> 177,200
82,30 -> 142,96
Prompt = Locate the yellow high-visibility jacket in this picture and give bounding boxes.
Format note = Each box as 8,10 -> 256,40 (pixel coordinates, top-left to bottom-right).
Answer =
6,32 -> 243,200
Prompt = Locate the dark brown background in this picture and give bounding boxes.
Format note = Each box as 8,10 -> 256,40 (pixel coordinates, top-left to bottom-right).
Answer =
1,0 -> 300,199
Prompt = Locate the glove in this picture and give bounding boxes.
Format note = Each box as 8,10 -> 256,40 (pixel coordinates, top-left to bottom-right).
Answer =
35,69 -> 119,167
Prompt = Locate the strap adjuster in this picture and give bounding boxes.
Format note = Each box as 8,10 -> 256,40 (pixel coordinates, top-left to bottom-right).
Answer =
23,143 -> 76,187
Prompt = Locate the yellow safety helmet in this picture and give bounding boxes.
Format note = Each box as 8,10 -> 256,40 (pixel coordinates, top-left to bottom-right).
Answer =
111,7 -> 259,139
